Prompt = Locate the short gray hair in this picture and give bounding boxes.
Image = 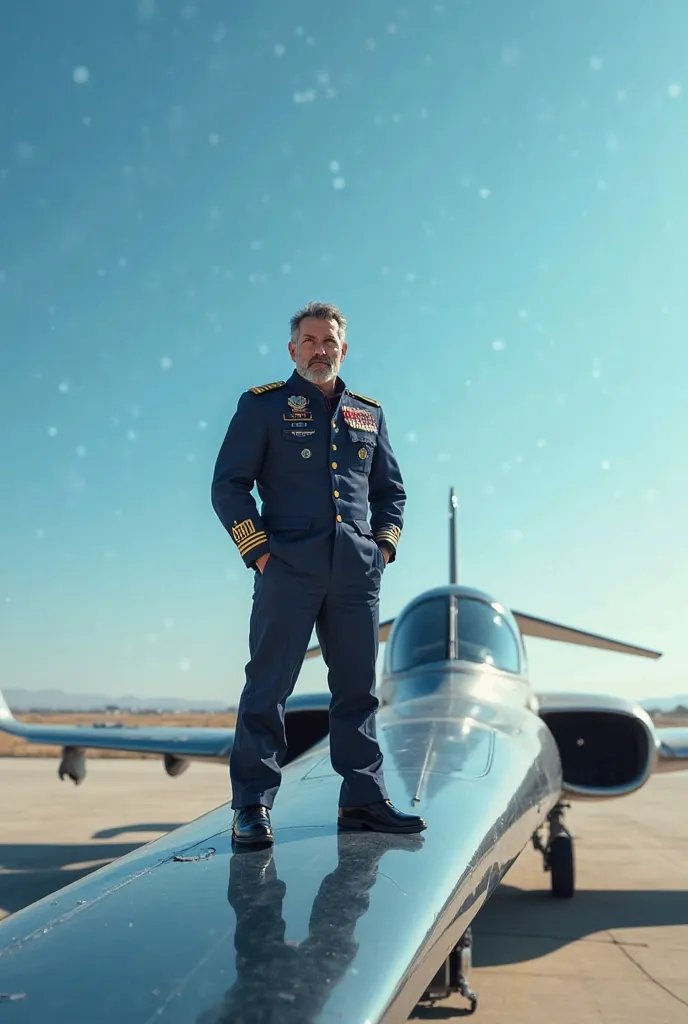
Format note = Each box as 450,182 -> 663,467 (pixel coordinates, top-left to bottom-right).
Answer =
290,301 -> 347,344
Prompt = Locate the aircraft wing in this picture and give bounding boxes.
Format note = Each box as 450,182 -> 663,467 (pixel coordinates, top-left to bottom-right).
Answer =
0,691 -> 562,1021
303,615 -> 395,660
0,693 -> 234,761
0,687 -> 336,782
512,610 -> 662,659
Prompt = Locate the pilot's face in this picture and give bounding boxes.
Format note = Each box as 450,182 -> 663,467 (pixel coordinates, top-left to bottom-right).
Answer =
289,316 -> 347,385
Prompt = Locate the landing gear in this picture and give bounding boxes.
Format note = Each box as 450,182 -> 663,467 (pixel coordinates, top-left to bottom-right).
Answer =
163,753 -> 190,777
532,801 -> 575,899
417,926 -> 477,1015
58,746 -> 86,785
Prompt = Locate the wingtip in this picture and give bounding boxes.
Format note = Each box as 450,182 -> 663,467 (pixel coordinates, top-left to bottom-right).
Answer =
0,685 -> 13,721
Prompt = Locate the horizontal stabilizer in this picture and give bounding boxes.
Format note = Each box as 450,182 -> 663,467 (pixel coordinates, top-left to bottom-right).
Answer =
512,610 -> 662,660
304,616 -> 395,661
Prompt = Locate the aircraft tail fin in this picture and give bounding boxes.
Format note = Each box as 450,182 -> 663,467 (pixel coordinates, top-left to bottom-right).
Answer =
511,610 -> 662,659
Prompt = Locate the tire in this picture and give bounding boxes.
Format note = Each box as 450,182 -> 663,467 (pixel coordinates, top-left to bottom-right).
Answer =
549,833 -> 575,898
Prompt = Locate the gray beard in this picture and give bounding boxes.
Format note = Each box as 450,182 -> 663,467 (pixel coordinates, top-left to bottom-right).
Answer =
297,363 -> 337,385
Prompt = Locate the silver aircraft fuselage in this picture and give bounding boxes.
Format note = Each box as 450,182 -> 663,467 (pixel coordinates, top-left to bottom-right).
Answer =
0,492 -> 676,1020
0,648 -> 563,1023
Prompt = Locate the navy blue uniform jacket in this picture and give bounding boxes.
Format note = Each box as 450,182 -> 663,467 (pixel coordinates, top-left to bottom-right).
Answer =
211,370 -> 406,569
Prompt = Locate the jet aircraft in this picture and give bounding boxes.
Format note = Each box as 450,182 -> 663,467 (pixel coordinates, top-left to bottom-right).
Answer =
1,488 -> 686,1021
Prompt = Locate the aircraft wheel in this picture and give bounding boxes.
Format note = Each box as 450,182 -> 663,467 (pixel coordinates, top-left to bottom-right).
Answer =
549,833 -> 574,899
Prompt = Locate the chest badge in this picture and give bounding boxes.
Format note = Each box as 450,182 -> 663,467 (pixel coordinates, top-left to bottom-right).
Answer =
284,394 -> 312,422
301,448 -> 312,459
288,395 -> 309,412
342,405 -> 378,433
358,447 -> 368,460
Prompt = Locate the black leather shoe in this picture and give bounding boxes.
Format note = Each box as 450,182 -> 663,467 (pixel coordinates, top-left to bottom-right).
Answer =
232,805 -> 274,845
337,800 -> 427,834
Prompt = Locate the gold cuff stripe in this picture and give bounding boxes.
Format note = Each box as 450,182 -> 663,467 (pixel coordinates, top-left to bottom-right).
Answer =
376,525 -> 401,539
237,533 -> 268,556
375,530 -> 400,548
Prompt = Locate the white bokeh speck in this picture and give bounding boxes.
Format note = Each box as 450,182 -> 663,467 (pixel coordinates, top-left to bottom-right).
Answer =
160,356 -> 172,370
73,66 -> 90,85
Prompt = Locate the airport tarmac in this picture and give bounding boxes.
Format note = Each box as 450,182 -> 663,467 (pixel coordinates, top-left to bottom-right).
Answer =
1,758 -> 687,1022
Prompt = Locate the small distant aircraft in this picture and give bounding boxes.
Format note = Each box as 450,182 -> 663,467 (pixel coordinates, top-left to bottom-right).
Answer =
1,489 -> 686,1021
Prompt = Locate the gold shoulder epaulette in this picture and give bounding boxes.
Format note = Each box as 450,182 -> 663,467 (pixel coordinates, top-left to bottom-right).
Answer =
347,390 -> 380,407
249,380 -> 285,395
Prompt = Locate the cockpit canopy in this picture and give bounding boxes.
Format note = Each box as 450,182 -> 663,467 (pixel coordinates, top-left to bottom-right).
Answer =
384,589 -> 525,676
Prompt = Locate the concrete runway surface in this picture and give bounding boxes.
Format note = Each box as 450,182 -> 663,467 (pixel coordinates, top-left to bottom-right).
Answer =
1,758 -> 687,1022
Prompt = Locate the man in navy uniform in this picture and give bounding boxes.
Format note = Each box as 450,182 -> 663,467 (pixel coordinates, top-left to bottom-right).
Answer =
211,301 -> 426,844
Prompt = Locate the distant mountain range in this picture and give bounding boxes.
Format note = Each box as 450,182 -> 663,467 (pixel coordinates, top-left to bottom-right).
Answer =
3,687 -> 688,715
640,695 -> 688,713
3,688 -> 233,713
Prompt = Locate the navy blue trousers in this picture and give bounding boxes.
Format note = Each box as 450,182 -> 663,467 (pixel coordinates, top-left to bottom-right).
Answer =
230,520 -> 389,809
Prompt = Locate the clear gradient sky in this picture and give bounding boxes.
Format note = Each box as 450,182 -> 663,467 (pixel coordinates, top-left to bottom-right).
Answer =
1,1 -> 686,706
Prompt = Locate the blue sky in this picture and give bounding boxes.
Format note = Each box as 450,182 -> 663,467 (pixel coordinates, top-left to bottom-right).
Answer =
1,0 -> 686,706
